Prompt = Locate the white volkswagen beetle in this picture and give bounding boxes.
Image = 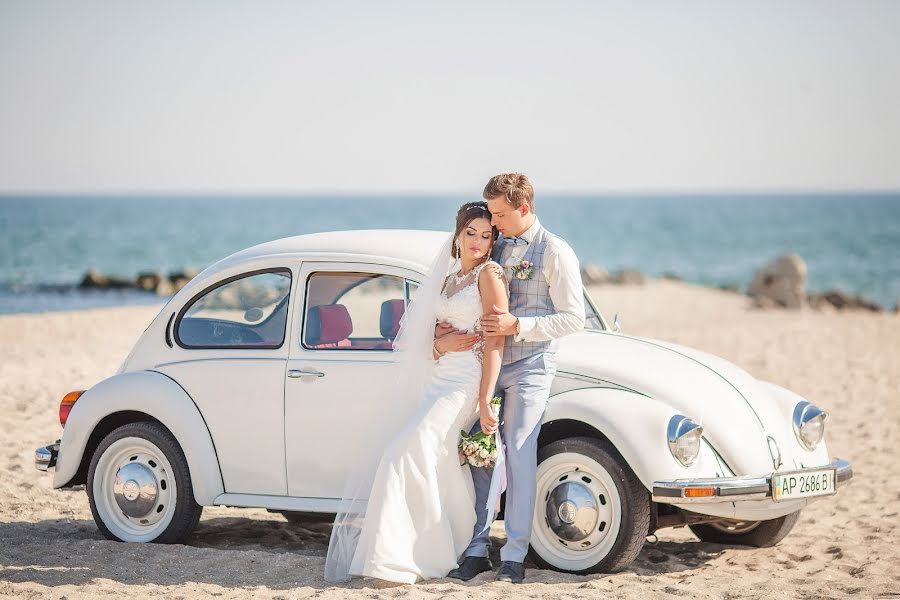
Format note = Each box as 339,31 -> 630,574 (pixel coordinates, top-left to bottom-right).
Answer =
35,230 -> 853,574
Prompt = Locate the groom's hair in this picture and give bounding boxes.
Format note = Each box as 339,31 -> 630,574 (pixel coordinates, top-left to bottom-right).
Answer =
483,173 -> 534,213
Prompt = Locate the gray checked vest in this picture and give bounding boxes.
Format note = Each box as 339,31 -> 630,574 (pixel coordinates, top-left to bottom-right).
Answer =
492,223 -> 560,365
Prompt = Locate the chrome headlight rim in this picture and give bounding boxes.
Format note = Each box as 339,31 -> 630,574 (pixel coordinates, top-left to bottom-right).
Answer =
792,401 -> 828,450
667,415 -> 704,467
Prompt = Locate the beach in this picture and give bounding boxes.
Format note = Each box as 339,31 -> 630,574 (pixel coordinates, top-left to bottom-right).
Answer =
1,279 -> 898,599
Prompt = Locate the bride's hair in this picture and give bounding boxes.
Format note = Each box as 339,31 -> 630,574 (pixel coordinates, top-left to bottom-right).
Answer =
452,201 -> 498,259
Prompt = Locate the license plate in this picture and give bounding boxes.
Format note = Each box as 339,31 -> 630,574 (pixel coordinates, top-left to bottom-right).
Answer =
772,467 -> 836,501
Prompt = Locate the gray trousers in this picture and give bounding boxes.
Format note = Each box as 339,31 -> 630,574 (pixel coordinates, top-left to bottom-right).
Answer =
462,352 -> 558,562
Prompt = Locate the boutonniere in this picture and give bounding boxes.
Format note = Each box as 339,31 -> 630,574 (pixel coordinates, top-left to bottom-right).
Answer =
510,259 -> 534,280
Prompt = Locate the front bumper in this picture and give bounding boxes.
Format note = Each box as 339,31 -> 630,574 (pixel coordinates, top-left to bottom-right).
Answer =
652,458 -> 853,504
35,440 -> 60,471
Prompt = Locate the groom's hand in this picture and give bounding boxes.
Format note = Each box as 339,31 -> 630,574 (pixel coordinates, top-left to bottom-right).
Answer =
480,304 -> 518,337
435,322 -> 456,339
434,330 -> 479,354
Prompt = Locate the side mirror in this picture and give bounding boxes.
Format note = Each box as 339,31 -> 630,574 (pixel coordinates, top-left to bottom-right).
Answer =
613,313 -> 621,333
244,307 -> 264,322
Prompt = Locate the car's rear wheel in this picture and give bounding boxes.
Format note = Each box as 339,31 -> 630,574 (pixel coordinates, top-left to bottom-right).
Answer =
87,421 -> 202,543
688,511 -> 801,547
528,437 -> 650,574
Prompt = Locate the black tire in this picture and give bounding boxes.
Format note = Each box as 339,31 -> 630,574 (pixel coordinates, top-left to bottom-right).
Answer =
688,511 -> 801,547
87,421 -> 203,543
528,437 -> 651,574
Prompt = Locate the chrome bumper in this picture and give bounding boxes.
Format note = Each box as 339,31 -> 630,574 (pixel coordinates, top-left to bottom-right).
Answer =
35,441 -> 60,471
652,458 -> 853,504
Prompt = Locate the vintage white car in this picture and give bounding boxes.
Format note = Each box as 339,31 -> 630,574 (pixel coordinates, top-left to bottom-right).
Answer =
35,229 -> 853,574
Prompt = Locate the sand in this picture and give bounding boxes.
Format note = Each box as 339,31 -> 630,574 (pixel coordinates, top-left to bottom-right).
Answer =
1,280 -> 898,599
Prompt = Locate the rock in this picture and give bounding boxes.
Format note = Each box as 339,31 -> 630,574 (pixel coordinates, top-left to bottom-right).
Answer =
807,293 -> 830,310
752,295 -> 779,309
809,290 -> 883,312
747,253 -> 807,309
136,271 -> 162,292
851,295 -> 882,312
154,277 -> 175,296
660,272 -> 682,281
717,282 -> 741,293
137,271 -> 177,296
581,264 -> 610,285
169,268 -> 200,293
78,269 -> 135,289
611,269 -> 647,285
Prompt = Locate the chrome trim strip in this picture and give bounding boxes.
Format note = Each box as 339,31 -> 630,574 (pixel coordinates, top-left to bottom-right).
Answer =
553,371 -> 647,396
651,458 -> 852,504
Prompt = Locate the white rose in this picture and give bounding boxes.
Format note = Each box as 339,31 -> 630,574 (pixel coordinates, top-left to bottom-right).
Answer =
478,448 -> 489,459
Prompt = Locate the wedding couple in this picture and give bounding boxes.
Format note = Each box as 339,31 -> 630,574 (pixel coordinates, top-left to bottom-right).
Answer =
324,173 -> 585,585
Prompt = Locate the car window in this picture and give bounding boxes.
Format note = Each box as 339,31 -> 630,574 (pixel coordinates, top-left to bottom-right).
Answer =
303,272 -> 415,351
176,269 -> 292,348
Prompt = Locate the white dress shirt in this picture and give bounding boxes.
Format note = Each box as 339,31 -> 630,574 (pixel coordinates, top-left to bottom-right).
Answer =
502,217 -> 586,342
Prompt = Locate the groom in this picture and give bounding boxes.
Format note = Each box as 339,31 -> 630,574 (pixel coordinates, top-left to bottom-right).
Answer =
437,173 -> 585,583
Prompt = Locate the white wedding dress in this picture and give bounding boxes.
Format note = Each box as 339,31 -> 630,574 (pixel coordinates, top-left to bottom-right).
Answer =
338,259 -> 504,583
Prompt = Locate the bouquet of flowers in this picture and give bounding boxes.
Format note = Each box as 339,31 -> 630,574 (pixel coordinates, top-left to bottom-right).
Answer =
459,396 -> 502,468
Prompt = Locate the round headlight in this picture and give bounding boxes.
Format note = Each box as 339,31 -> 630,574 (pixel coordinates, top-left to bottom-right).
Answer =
667,415 -> 704,467
792,401 -> 827,450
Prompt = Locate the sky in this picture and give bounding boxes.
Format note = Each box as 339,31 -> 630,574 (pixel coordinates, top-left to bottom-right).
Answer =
1,1 -> 898,194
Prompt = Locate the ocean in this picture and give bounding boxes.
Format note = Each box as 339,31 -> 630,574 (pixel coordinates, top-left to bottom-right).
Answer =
1,193 -> 898,314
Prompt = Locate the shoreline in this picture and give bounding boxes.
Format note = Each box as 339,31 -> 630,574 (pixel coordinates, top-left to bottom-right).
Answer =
2,273 -> 896,316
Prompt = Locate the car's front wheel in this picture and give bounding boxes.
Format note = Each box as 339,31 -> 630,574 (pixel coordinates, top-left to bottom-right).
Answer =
688,511 -> 801,547
529,437 -> 650,574
87,421 -> 202,543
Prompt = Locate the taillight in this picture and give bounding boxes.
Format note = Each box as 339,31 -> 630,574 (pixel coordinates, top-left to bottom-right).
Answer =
60,391 -> 85,426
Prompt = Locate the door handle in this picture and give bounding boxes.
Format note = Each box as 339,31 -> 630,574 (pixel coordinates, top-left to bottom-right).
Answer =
287,369 -> 325,379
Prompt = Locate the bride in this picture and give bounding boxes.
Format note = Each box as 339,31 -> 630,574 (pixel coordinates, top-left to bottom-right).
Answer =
324,201 -> 510,584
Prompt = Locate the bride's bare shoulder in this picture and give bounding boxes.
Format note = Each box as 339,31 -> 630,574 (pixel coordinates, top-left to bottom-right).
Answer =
477,260 -> 508,290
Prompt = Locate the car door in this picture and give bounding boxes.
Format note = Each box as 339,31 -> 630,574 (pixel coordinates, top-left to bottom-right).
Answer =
155,266 -> 295,496
284,261 -> 421,499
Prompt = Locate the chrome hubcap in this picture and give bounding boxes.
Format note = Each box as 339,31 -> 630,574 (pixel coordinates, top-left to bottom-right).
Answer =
94,437 -> 175,541
547,481 -> 599,541
533,454 -> 623,571
113,462 -> 159,518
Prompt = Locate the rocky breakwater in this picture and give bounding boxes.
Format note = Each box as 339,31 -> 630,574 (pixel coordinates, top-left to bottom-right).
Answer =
79,268 -> 199,296
579,254 -> 894,313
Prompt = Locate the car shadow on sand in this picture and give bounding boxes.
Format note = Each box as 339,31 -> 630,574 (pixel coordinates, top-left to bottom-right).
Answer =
0,517 -> 729,590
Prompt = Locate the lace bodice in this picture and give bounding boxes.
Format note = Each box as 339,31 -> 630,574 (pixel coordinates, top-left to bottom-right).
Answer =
435,260 -> 507,364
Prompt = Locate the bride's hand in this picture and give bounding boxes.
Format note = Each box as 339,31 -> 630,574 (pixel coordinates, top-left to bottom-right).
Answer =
479,403 -> 499,435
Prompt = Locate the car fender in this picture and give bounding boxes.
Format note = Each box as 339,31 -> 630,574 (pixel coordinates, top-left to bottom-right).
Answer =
543,388 -> 723,491
53,370 -> 224,505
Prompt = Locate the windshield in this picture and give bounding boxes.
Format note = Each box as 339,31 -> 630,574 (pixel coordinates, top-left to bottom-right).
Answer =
584,290 -> 605,330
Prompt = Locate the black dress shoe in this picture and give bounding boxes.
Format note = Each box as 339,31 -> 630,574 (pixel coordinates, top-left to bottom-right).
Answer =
495,560 -> 525,583
447,556 -> 493,581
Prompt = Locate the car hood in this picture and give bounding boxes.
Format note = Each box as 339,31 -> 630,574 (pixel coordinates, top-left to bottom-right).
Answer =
555,331 -> 796,475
